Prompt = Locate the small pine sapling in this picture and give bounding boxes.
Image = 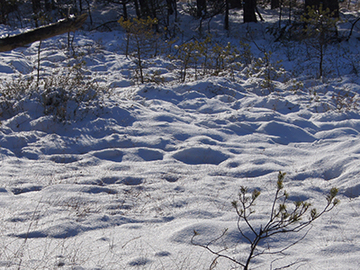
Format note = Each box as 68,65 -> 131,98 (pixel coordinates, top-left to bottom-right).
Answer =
301,5 -> 339,79
118,16 -> 160,84
210,41 -> 240,77
171,40 -> 202,82
246,51 -> 285,93
192,171 -> 339,270
169,36 -> 242,82
239,41 -> 252,67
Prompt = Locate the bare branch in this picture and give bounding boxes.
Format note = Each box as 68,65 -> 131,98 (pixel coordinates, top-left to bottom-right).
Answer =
191,229 -> 245,268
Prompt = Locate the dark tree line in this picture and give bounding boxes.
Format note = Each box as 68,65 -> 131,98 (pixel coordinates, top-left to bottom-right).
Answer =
0,0 -> 90,25
0,0 -> 342,29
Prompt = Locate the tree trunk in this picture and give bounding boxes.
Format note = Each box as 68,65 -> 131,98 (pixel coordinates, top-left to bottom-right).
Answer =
78,0 -> 83,13
229,0 -> 241,9
197,0 -> 206,18
139,0 -> 150,17
123,1 -> 128,20
0,14 -> 88,52
133,0 -> 141,18
271,0 -> 280,9
225,0 -> 229,30
243,0 -> 257,23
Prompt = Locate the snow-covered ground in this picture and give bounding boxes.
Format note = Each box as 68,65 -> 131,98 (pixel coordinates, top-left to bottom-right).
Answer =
0,5 -> 360,269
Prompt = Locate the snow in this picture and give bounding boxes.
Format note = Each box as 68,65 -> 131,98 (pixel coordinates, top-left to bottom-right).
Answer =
0,6 -> 360,270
